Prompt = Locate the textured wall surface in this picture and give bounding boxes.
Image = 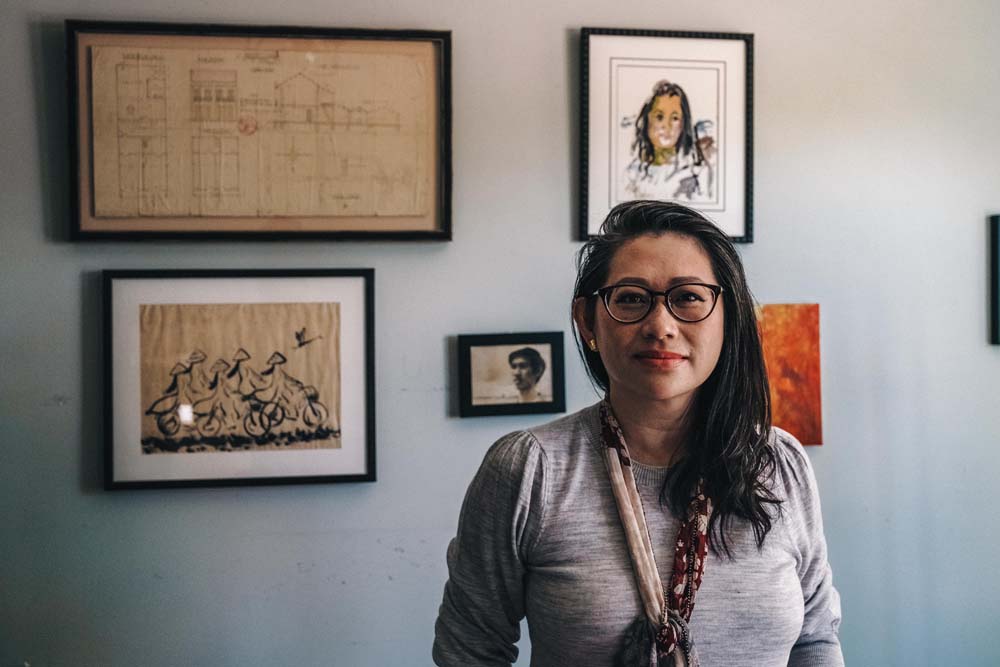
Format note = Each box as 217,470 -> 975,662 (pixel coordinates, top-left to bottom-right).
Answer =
2,0 -> 999,664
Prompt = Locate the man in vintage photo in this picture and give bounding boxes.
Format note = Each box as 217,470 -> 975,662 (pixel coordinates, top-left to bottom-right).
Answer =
508,347 -> 548,403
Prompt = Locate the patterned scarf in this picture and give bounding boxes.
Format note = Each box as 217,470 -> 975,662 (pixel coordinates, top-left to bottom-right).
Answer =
600,401 -> 713,667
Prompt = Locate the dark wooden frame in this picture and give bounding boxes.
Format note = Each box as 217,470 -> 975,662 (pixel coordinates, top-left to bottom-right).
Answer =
457,332 -> 566,418
579,27 -> 753,242
991,216 -> 999,345
68,20 -> 452,240
103,268 -> 376,489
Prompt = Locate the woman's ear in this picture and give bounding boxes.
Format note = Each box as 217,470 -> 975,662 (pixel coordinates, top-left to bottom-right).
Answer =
573,298 -> 596,349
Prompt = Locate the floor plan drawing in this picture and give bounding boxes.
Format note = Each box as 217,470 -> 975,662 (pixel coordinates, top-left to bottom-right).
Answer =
191,135 -> 240,211
114,62 -> 168,215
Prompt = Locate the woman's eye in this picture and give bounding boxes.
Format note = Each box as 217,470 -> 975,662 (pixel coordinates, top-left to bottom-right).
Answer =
613,289 -> 650,305
673,291 -> 706,305
615,294 -> 647,304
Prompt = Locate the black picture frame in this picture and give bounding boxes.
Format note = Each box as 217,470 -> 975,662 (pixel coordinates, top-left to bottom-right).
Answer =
103,268 -> 375,489
991,216 -> 999,345
68,20 -> 451,240
457,332 -> 566,418
579,27 -> 753,242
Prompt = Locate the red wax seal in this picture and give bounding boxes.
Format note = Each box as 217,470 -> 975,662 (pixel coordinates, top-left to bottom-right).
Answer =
237,114 -> 258,136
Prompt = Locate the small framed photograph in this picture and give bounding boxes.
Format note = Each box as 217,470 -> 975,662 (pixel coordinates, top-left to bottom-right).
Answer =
457,332 -> 566,418
103,269 -> 375,489
68,20 -> 451,240
580,28 -> 753,242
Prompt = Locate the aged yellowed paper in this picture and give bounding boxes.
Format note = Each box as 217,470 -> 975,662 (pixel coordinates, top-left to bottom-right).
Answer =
139,302 -> 341,453
89,41 -> 433,220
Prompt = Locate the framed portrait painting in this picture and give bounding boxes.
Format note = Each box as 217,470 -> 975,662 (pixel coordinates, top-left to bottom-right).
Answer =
103,269 -> 375,489
580,28 -> 753,242
457,332 -> 566,418
68,20 -> 451,240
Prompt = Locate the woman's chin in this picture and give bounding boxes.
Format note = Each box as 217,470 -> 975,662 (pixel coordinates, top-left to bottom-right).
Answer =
614,380 -> 697,408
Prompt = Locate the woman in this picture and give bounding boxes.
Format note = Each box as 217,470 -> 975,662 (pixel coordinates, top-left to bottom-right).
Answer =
434,201 -> 842,666
626,81 -> 714,202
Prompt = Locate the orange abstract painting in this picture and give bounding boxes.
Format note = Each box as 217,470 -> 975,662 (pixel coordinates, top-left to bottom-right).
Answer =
758,304 -> 823,445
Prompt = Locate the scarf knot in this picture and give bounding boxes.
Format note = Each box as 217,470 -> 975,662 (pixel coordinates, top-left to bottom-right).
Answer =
600,401 -> 712,667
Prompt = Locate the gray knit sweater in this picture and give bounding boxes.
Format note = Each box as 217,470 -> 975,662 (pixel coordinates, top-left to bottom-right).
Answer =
433,404 -> 843,666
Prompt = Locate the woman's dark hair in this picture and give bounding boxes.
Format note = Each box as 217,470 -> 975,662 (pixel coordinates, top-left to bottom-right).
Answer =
508,347 -> 546,379
573,200 -> 780,555
632,81 -> 706,178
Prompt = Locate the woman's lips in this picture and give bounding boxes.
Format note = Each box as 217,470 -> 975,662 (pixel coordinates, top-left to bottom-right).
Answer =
634,351 -> 686,369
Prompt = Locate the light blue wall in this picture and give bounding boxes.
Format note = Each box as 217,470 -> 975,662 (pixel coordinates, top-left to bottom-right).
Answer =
3,0 -> 999,665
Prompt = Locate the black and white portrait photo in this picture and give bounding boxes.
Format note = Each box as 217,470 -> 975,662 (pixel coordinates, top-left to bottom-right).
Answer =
457,333 -> 565,417
471,344 -> 553,405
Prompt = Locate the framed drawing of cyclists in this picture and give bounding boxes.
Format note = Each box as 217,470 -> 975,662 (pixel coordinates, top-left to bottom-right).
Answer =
102,268 -> 375,489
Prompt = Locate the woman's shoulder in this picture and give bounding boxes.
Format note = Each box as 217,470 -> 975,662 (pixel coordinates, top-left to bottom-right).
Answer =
483,403 -> 603,473
524,403 -> 602,451
766,426 -> 824,511
769,426 -> 810,470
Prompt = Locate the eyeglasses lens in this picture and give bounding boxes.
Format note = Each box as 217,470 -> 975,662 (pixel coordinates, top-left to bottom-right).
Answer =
606,285 -> 716,323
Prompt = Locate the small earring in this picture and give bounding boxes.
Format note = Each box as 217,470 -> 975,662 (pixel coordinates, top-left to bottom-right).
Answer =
588,339 -> 598,352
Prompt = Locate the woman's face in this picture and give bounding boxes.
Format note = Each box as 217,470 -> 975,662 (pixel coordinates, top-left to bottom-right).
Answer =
646,94 -> 684,151
575,233 -> 724,411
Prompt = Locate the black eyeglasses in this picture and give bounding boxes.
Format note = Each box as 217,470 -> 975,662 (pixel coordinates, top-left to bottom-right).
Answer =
591,282 -> 724,324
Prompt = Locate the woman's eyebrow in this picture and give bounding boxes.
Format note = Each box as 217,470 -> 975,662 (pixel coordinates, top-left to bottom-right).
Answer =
667,275 -> 707,286
612,275 -> 706,287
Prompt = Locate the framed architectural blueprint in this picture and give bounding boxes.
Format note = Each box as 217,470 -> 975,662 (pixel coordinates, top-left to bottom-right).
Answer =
68,21 -> 451,239
103,268 -> 376,488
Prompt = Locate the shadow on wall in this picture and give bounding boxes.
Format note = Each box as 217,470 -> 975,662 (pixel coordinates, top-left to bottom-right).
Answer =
79,270 -> 104,493
30,19 -> 73,243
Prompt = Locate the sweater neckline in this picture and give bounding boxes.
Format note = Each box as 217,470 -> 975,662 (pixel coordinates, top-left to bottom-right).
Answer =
630,459 -> 673,488
584,402 -> 676,488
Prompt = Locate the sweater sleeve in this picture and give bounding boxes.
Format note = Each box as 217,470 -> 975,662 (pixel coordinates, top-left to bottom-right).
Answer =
432,431 -> 548,667
773,429 -> 845,667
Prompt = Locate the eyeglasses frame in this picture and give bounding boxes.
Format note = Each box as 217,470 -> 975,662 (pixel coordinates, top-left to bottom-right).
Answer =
589,282 -> 725,324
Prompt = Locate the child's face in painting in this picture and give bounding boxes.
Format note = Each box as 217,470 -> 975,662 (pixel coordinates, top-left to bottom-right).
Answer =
646,94 -> 683,150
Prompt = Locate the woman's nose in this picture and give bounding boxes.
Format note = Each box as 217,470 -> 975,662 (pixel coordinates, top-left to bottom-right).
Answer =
641,296 -> 679,339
